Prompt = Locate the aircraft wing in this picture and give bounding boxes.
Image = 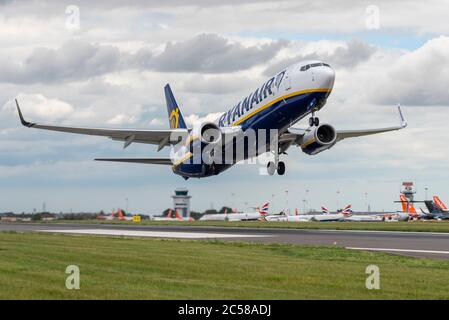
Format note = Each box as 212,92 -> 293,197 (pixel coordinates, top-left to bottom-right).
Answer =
335,105 -> 407,141
285,105 -> 407,145
15,99 -> 189,150
95,158 -> 173,165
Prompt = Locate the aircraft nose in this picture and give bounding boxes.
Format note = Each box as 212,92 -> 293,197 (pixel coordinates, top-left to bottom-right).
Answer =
315,66 -> 335,90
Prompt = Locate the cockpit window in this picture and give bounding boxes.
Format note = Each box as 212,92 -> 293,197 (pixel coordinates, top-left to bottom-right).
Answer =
300,62 -> 331,71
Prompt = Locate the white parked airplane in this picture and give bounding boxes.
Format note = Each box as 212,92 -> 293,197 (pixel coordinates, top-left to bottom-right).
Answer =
15,60 -> 407,179
200,202 -> 269,221
265,205 -> 352,222
264,214 -> 314,222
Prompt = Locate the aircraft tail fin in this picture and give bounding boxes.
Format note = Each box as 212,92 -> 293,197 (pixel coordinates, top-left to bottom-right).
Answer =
258,202 -> 269,215
424,200 -> 439,213
400,195 -> 417,214
175,209 -> 183,220
342,204 -> 352,215
400,195 -> 408,212
321,206 -> 329,214
433,196 -> 448,211
165,84 -> 187,129
409,202 -> 417,214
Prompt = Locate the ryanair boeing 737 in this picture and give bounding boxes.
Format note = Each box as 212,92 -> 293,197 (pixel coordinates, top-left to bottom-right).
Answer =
15,60 -> 407,179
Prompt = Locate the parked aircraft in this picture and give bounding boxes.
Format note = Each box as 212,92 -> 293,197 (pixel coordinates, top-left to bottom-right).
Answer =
398,195 -> 424,220
422,196 -> 449,220
152,209 -> 194,221
265,204 -> 352,222
199,202 -> 269,221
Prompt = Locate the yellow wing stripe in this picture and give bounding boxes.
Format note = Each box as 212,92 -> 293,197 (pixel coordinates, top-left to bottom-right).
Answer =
172,152 -> 193,168
301,139 -> 316,148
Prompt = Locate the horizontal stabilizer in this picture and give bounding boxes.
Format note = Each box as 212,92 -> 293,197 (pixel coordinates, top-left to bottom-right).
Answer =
95,158 -> 173,165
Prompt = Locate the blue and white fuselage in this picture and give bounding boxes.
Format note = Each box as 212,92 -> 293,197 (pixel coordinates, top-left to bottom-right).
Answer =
173,60 -> 335,178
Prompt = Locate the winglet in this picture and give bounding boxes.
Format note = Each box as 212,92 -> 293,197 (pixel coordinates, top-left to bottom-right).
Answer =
398,104 -> 407,128
15,99 -> 34,127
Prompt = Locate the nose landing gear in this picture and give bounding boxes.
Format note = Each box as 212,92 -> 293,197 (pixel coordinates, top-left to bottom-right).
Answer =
309,117 -> 319,127
309,110 -> 320,127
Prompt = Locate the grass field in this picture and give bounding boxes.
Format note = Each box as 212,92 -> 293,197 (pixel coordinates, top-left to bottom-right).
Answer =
0,232 -> 448,299
40,219 -> 449,233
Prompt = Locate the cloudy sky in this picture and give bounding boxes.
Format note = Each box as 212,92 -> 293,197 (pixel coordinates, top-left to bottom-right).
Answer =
1,0 -> 449,214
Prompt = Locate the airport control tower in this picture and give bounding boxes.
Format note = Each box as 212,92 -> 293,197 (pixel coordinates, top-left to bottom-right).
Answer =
171,188 -> 191,218
401,181 -> 416,202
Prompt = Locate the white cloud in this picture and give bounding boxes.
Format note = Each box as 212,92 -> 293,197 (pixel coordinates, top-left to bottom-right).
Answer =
1,0 -> 449,213
148,118 -> 164,127
106,114 -> 137,125
185,112 -> 222,126
369,36 -> 449,106
4,93 -> 73,120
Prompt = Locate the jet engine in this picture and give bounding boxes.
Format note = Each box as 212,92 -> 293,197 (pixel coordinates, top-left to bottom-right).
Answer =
300,124 -> 337,155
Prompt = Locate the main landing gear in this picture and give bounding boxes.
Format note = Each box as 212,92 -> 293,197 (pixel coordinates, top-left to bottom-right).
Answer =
267,161 -> 285,176
267,148 -> 286,176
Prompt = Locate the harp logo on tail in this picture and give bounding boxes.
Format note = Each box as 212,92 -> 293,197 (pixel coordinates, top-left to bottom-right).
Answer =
170,108 -> 180,128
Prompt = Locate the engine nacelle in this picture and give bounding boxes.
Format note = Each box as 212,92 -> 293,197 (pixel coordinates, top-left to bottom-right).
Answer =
300,124 -> 337,155
200,122 -> 222,145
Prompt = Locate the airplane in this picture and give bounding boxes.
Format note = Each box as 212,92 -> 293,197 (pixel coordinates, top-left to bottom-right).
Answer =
265,204 -> 352,222
199,202 -> 269,221
14,60 -> 407,179
264,213 -> 314,222
96,210 -> 116,221
96,208 -> 132,221
117,208 -> 133,221
311,204 -> 352,222
152,209 -> 194,221
398,195 -> 424,220
343,214 -> 384,222
421,196 -> 449,220
343,211 -> 408,222
340,203 -> 409,222
433,196 -> 449,212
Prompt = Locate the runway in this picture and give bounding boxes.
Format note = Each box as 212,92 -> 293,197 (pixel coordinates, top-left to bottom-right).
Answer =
1,222 -> 449,259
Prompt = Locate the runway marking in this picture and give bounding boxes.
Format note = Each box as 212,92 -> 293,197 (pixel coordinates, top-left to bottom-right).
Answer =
37,229 -> 271,239
346,247 -> 449,255
310,229 -> 449,236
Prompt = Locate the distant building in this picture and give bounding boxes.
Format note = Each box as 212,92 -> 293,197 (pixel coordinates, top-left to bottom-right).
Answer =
171,188 -> 191,218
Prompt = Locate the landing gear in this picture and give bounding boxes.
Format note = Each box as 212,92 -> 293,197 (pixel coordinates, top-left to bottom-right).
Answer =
309,117 -> 319,126
277,161 -> 285,175
309,110 -> 320,127
266,149 -> 286,176
267,161 -> 276,176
